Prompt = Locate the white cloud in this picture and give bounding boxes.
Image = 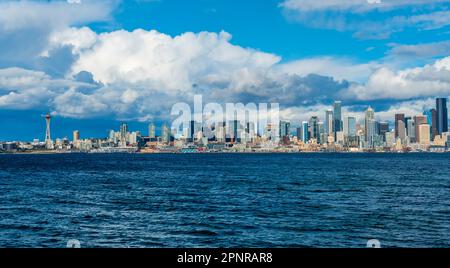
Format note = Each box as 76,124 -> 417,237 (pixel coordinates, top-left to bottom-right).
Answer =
68,29 -> 281,92
280,0 -> 450,39
0,0 -> 113,31
341,56 -> 450,100
276,57 -> 379,82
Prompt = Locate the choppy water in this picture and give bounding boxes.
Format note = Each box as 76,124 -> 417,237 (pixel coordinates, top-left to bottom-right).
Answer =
0,153 -> 449,248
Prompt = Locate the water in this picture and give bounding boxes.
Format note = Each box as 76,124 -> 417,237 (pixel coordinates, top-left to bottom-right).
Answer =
0,153 -> 449,248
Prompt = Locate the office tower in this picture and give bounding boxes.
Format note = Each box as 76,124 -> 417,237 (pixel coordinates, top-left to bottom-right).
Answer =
148,123 -> 156,139
397,120 -> 406,142
120,123 -> 128,142
325,109 -> 333,135
378,122 -> 389,139
343,116 -> 356,137
296,127 -> 302,141
431,109 -> 438,139
188,120 -> 195,141
365,106 -> 375,141
436,98 -> 448,135
73,130 -> 79,142
309,116 -> 319,140
333,101 -> 342,137
418,124 -> 431,145
301,121 -> 309,143
414,115 -> 428,142
279,121 -> 291,139
407,119 -> 416,143
385,130 -> 395,147
395,114 -> 405,138
216,122 -> 226,142
161,123 -> 170,143
317,122 -> 324,144
232,120 -> 239,143
367,119 -> 377,147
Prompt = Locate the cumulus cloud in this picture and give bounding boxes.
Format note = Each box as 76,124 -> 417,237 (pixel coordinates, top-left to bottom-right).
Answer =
1,23 -> 449,123
341,56 -> 450,100
280,0 -> 450,39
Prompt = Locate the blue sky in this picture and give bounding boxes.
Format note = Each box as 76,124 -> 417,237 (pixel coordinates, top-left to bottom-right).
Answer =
0,0 -> 449,141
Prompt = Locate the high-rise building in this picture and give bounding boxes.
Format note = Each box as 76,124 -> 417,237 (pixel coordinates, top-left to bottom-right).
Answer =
397,120 -> 406,142
279,121 -> 291,139
423,109 -> 438,140
395,114 -> 405,138
333,101 -> 342,137
343,116 -> 356,137
120,123 -> 128,142
148,123 -> 156,139
325,109 -> 333,135
161,123 -> 170,143
309,116 -> 319,140
367,119 -> 377,147
73,130 -> 79,142
296,127 -> 302,141
301,121 -> 309,143
436,98 -> 448,135
406,119 -> 415,143
378,122 -> 389,140
418,124 -> 431,145
414,115 -> 428,142
365,106 -> 375,141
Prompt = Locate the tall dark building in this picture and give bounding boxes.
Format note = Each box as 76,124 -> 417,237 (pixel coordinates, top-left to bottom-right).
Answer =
436,98 -> 448,135
333,101 -> 342,138
395,114 -> 405,138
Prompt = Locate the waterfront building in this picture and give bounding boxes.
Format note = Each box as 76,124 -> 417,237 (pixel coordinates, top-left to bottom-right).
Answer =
397,120 -> 407,143
395,114 -> 405,138
414,115 -> 428,142
343,116 -> 357,137
73,130 -> 79,142
436,98 -> 448,135
148,123 -> 156,139
325,109 -> 333,135
418,124 -> 431,145
279,121 -> 291,140
309,116 -> 319,140
406,119 -> 416,143
333,101 -> 342,138
364,106 -> 375,142
301,121 -> 309,143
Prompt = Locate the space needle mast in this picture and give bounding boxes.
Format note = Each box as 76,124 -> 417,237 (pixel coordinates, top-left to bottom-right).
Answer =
44,114 -> 53,149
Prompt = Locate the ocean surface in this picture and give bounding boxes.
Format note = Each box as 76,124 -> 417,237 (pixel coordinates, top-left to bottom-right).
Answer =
0,153 -> 449,248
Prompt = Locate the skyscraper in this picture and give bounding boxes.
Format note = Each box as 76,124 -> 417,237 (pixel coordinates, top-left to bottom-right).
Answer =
395,114 -> 405,138
325,109 -> 333,135
148,123 -> 156,139
333,101 -> 342,137
436,98 -> 448,135
120,123 -> 128,142
309,116 -> 319,140
407,119 -> 415,143
423,109 -> 438,140
301,121 -> 309,143
397,120 -> 406,142
414,115 -> 428,142
161,123 -> 170,143
73,130 -> 79,142
279,121 -> 291,139
343,116 -> 356,136
365,106 -> 374,142
418,124 -> 431,145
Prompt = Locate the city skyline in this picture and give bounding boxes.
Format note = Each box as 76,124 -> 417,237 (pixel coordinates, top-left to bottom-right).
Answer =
1,97 -> 448,154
